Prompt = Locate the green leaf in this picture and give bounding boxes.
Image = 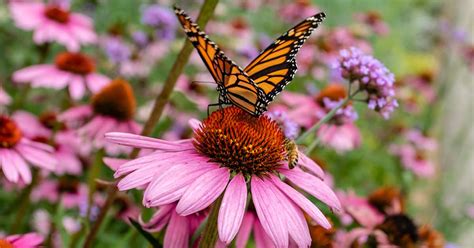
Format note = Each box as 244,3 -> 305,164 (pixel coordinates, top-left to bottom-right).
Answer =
128,218 -> 162,248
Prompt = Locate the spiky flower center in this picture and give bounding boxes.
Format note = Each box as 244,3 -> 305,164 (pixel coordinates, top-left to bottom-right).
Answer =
56,177 -> 80,194
0,116 -> 22,148
91,79 -> 136,121
378,214 -> 418,247
368,187 -> 404,214
55,52 -> 95,75
193,107 -> 287,176
39,112 -> 66,131
44,5 -> 70,23
0,239 -> 13,248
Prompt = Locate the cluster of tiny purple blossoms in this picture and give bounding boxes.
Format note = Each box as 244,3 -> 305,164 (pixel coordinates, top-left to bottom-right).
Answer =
336,47 -> 398,119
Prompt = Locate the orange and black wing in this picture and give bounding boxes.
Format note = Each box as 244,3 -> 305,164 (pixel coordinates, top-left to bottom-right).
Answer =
174,6 -> 266,115
244,13 -> 326,102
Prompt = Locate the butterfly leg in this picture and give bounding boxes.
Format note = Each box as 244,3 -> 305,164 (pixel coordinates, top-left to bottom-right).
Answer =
207,102 -> 222,117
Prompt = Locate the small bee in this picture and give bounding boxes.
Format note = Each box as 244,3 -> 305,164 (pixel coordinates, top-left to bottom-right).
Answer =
284,139 -> 299,169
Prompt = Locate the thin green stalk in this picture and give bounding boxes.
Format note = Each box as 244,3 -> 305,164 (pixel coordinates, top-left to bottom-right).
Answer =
86,149 -> 105,221
10,169 -> 40,233
305,136 -> 321,155
296,97 -> 351,145
199,194 -> 223,248
296,87 -> 360,146
82,1 -> 219,247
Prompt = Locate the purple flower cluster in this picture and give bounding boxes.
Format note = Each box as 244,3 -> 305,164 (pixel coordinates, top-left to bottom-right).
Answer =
141,5 -> 177,40
337,47 -> 398,119
103,38 -> 131,63
266,110 -> 300,139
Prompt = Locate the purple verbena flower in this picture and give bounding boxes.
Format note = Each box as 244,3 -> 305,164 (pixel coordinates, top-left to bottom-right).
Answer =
132,31 -> 149,47
266,110 -> 300,139
103,38 -> 131,63
336,47 -> 397,119
141,5 -> 177,40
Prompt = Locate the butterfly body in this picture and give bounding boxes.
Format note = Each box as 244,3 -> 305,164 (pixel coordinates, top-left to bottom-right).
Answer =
174,6 -> 326,116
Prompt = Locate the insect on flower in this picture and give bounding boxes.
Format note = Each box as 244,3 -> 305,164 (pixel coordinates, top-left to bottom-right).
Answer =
174,6 -> 326,116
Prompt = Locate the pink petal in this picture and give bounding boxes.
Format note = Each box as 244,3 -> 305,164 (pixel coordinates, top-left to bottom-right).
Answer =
86,73 -> 110,92
281,168 -> 341,211
117,162 -> 168,191
10,151 -> 32,184
0,149 -> 19,183
251,176 -> 288,247
176,167 -> 230,216
253,217 -> 278,248
68,75 -> 86,99
266,176 -> 311,246
15,143 -> 56,170
144,163 -> 218,207
139,204 -> 175,232
12,65 -> 55,82
188,118 -> 201,131
58,105 -> 93,121
298,151 -> 325,179
235,212 -> 255,248
270,175 -> 331,229
164,211 -> 190,248
105,132 -> 194,151
218,174 -> 247,244
103,157 -> 128,171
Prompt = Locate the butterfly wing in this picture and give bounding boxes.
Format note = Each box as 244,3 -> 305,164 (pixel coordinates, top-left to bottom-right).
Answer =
174,6 -> 266,115
244,13 -> 326,102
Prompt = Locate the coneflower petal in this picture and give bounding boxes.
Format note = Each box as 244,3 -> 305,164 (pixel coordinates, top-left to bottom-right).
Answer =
270,175 -> 331,229
251,176 -> 289,247
280,168 -> 342,211
176,167 -> 230,216
163,211 -> 190,248
218,173 -> 247,244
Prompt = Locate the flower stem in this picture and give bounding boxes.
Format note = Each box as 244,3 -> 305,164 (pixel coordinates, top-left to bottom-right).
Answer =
82,1 -> 219,247
86,149 -> 105,221
296,97 -> 350,145
10,169 -> 40,233
199,194 -> 224,248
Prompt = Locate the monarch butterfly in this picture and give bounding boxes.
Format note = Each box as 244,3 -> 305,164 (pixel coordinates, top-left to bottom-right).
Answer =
174,6 -> 326,116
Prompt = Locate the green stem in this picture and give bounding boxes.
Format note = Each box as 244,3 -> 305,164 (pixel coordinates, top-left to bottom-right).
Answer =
305,136 -> 321,155
199,194 -> 224,248
10,169 -> 40,233
296,87 -> 360,146
296,97 -> 351,145
82,2 -> 220,247
86,149 -> 105,221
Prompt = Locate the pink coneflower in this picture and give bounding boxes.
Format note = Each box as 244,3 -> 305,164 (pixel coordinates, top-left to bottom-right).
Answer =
0,116 -> 56,184
105,106 -> 340,246
390,129 -> 437,178
0,232 -> 43,248
60,79 -> 141,155
12,111 -> 82,175
31,177 -> 91,209
9,1 -> 96,51
13,52 -> 109,100
233,211 -> 283,247
355,11 -> 390,36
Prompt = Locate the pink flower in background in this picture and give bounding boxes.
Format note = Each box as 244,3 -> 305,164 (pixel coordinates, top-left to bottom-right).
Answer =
390,129 -> 437,177
105,107 -> 340,247
279,0 -> 321,23
355,11 -> 390,36
276,84 -> 362,153
60,79 -> 141,155
31,178 -> 90,209
0,232 -> 43,248
318,123 -> 361,153
12,111 -> 82,175
13,52 -> 109,100
0,87 -> 11,106
9,1 -> 96,51
0,115 -> 56,184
